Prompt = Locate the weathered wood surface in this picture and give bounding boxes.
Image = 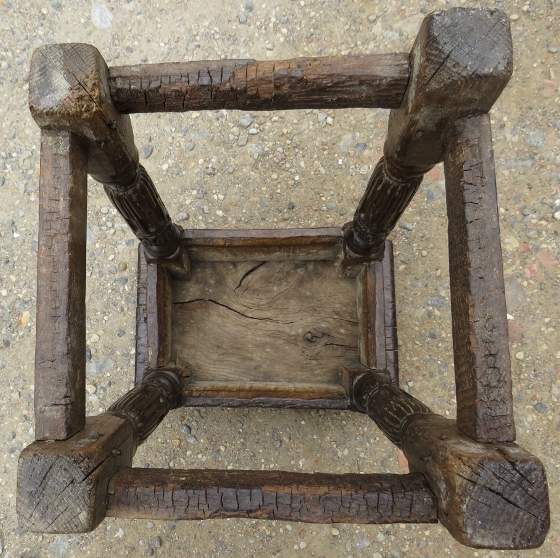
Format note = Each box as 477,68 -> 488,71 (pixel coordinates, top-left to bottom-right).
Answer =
29,43 -> 138,186
106,468 -> 437,524
357,263 -> 386,372
403,415 -> 550,549
18,414 -> 137,533
109,53 -> 410,113
135,245 -> 150,384
29,43 -> 189,276
35,130 -> 87,441
18,368 -> 184,532
109,368 -> 184,442
173,260 -> 358,405
182,227 -> 342,262
341,8 -> 513,267
184,381 -> 348,409
147,262 -> 173,369
444,114 -> 515,443
346,364 -> 550,549
382,242 -> 399,382
342,363 -> 430,438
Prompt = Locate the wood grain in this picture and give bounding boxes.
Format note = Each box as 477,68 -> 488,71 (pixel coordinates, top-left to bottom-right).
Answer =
106,468 -> 438,524
135,245 -> 150,384
18,414 -> 137,533
182,227 -> 343,262
35,130 -> 87,441
108,54 -> 410,113
147,262 -> 173,369
382,242 -> 399,383
403,415 -> 550,549
444,113 -> 515,443
341,8 -> 513,267
172,259 -> 358,403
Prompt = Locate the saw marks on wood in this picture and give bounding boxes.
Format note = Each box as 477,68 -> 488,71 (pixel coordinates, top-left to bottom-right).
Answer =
172,260 -> 358,403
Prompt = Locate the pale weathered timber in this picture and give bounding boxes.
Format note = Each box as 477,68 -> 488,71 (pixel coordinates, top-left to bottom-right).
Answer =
18,414 -> 137,533
172,259 -> 358,407
29,43 -> 189,277
403,415 -> 550,549
182,227 -> 343,262
342,8 -> 513,267
108,53 -> 410,113
109,368 -> 184,441
444,113 -> 515,443
346,364 -> 550,549
147,262 -> 173,369
106,468 -> 438,524
35,129 -> 87,441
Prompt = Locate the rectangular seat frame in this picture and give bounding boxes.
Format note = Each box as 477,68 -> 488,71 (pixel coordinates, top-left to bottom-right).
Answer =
17,7 -> 550,550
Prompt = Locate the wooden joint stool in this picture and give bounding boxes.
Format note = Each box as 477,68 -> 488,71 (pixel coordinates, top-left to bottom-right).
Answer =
17,7 -> 550,550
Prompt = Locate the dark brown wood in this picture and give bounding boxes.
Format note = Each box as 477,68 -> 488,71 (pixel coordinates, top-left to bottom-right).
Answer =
357,263 -> 386,371
444,113 -> 515,443
135,244 -> 149,384
382,242 -> 399,382
184,381 -> 348,409
147,262 -> 173,369
18,368 -> 184,532
108,54 -> 410,113
35,129 -> 87,441
172,258 -> 358,407
29,43 -> 189,277
342,363 -> 430,441
347,364 -> 550,549
402,415 -> 550,549
109,368 -> 184,442
107,468 -> 437,524
341,8 -> 513,267
18,414 -> 137,533
182,227 -> 342,262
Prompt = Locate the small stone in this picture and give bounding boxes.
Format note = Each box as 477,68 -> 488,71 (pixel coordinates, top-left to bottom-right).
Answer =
245,1 -> 254,11
237,134 -> 248,147
554,211 -> 560,220
172,438 -> 181,447
186,141 -> 195,151
548,45 -> 559,54
6,431 -> 15,442
331,528 -> 340,536
326,202 -> 336,210
287,202 -> 295,210
354,142 -> 367,153
248,128 -> 258,135
399,222 -> 414,231
86,384 -> 97,395
515,351 -> 524,360
117,330 -> 125,337
317,112 -> 327,123
510,14 -> 519,21
527,130 -> 545,148
299,541 -> 307,549
18,311 -> 30,327
238,114 -> 253,128
534,402 -> 548,413
48,537 -> 70,556
326,116 -> 334,125
339,208 -> 347,216
180,424 -> 192,435
176,212 -> 189,222
187,435 -> 199,444
147,521 -> 155,528
90,333 -> 100,343
239,11 -> 247,24
91,3 -> 113,29
367,14 -> 377,23
282,213 -> 290,220
141,146 -> 153,158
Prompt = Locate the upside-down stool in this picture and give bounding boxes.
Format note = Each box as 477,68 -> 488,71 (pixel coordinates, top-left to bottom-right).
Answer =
17,7 -> 550,550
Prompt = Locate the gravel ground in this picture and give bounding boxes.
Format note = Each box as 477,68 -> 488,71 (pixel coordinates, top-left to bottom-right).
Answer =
0,0 -> 559,556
